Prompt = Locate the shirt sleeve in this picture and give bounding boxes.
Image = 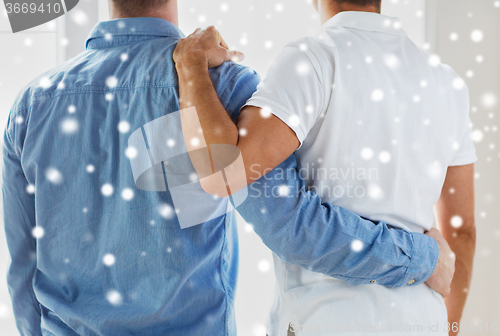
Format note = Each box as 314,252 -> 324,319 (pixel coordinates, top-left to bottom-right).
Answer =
2,111 -> 42,336
449,114 -> 478,166
244,40 -> 330,147
231,154 -> 438,287
210,62 -> 261,122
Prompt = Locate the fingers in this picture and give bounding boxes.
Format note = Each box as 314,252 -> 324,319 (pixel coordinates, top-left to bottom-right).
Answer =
182,26 -> 245,68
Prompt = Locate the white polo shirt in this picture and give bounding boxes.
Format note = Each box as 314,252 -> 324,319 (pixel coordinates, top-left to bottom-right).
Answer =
245,11 -> 477,336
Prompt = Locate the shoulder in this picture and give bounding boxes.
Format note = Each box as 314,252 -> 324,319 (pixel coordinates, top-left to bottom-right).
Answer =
209,62 -> 260,96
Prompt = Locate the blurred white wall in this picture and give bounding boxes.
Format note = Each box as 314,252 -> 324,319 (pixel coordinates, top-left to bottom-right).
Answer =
430,0 -> 500,329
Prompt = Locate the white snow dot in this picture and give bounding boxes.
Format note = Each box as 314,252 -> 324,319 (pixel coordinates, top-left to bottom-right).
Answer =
260,108 -> 272,119
86,165 -> 95,173
451,215 -> 463,228
428,55 -> 441,67
275,3 -> 284,12
32,226 -> 45,239
68,105 -> 76,113
495,1 -> 500,7
476,55 -> 484,63
288,115 -> 300,127
351,240 -> 363,252
105,93 -> 114,101
365,56 -> 373,64
15,116 -> 24,124
239,128 -> 248,136
413,95 -> 421,103
264,40 -> 273,49
106,76 -> 118,89
103,253 -> 116,266
450,32 -> 459,41
420,80 -> 428,88
121,188 -> 134,201
26,184 -> 36,194
368,184 -> 384,200
453,78 -> 465,90
379,151 -> 391,164
101,184 -> 114,197
46,168 -> 63,185
371,89 -> 384,102
190,137 -> 200,147
299,44 -> 307,51
198,15 -> 206,23
383,54 -> 400,69
452,141 -> 460,150
239,34 -> 248,45
167,139 -> 175,147
24,38 -> 33,46
361,147 -> 374,160
471,130 -> 484,143
106,290 -> 123,306
125,146 -> 138,159
159,203 -> 174,219
297,62 -> 310,75
39,77 -> 52,88
71,9 -> 89,26
253,324 -> 267,336
61,118 -> 79,134
471,30 -> 484,43
305,105 -> 314,114
278,185 -> 290,197
245,224 -> 254,232
466,70 -> 474,78
120,53 -> 129,62
427,161 -> 443,179
167,247 -> 172,253
220,3 -> 229,12
257,260 -> 271,272
482,93 -> 497,108
104,33 -> 113,41
118,121 -> 130,133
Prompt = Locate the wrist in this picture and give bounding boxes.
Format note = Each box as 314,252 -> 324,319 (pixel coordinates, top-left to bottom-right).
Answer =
402,232 -> 439,286
175,52 -> 209,73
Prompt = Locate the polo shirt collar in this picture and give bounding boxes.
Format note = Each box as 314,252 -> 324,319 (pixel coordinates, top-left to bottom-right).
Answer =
86,17 -> 185,49
323,11 -> 407,37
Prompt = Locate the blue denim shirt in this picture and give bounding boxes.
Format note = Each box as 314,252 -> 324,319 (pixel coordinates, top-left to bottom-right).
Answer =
2,18 -> 438,336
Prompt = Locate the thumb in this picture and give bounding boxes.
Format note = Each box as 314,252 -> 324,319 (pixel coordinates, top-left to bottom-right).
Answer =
226,49 -> 245,63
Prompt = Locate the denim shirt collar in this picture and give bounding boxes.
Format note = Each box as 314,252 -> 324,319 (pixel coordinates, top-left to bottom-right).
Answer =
86,17 -> 185,49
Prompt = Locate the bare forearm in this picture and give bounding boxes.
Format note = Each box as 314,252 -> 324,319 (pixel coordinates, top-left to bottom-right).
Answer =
443,228 -> 476,333
434,165 -> 476,334
176,62 -> 238,146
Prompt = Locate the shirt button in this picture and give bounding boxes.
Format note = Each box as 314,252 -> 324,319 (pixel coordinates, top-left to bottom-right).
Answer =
370,280 -> 376,283
408,279 -> 415,285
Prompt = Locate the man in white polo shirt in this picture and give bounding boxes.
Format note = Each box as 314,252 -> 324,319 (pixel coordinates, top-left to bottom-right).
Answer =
173,0 -> 476,335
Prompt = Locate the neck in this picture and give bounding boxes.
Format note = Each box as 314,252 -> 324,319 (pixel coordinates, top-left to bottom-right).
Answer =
109,0 -> 179,26
319,2 -> 380,25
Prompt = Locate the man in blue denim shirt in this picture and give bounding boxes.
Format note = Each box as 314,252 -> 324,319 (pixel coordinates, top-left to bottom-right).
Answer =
3,1 -> 450,335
